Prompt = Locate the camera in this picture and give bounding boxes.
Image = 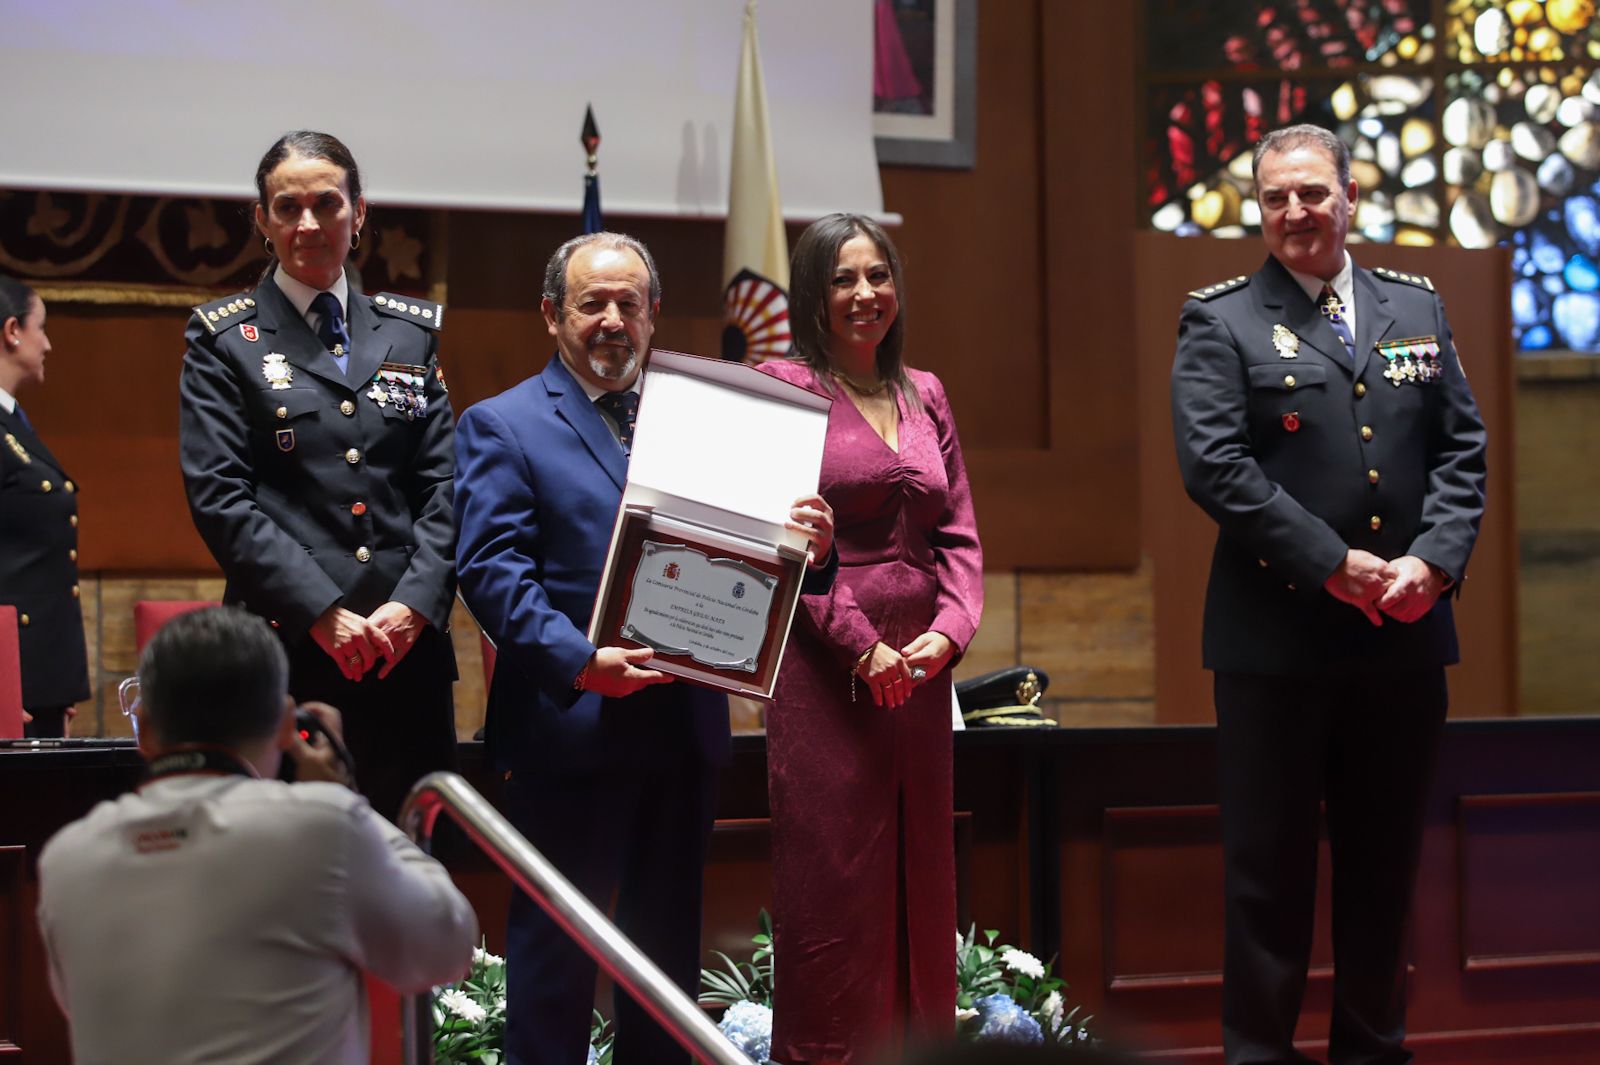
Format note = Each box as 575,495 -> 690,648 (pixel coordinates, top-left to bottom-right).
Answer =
279,707 -> 357,783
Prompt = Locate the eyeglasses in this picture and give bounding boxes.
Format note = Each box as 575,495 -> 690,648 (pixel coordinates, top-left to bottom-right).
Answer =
117,676 -> 142,741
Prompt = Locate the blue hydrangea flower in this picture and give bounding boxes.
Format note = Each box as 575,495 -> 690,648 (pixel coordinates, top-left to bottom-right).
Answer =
718,999 -> 773,1063
975,993 -> 1044,1045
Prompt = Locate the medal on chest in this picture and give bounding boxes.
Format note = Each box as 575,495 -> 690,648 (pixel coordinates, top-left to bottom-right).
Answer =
262,352 -> 293,390
367,362 -> 429,420
1272,324 -> 1300,360
1376,336 -> 1441,388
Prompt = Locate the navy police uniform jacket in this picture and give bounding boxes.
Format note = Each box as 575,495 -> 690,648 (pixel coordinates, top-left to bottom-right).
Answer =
0,405 -> 89,710
1171,256 -> 1488,676
179,276 -> 457,649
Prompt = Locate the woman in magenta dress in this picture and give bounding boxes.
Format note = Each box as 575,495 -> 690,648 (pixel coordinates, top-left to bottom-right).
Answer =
759,214 -> 983,1063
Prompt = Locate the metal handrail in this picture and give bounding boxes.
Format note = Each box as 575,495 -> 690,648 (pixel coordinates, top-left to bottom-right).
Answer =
398,771 -> 748,1065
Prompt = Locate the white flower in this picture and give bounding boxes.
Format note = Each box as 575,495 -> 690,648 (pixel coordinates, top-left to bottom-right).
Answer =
956,1007 -> 980,1022
1040,990 -> 1063,1032
438,988 -> 487,1024
957,931 -> 966,952
473,946 -> 505,967
718,1000 -> 773,1063
1000,947 -> 1045,980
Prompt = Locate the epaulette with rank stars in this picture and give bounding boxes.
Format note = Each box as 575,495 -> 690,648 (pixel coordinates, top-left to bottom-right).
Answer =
1187,275 -> 1250,301
192,292 -> 258,335
1372,266 -> 1435,292
372,292 -> 444,330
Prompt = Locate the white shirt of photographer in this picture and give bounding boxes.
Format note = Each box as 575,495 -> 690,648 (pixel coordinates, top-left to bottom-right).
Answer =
37,774 -> 477,1065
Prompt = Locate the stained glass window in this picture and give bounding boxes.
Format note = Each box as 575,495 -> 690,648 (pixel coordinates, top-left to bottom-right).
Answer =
1142,0 -> 1600,354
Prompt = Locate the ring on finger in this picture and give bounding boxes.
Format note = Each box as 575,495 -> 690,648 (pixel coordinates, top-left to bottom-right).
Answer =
347,654 -> 361,666
910,667 -> 927,681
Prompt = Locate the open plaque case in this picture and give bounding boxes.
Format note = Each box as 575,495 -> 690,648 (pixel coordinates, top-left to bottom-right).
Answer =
587,351 -> 831,698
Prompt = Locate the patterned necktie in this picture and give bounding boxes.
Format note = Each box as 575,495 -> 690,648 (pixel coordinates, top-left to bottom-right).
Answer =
1319,284 -> 1356,361
310,291 -> 352,372
594,390 -> 639,458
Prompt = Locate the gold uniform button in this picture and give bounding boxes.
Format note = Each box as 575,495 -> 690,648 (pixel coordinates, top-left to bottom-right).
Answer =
276,406 -> 288,419
1284,375 -> 1296,389
69,549 -> 77,562
40,480 -> 52,492
1355,382 -> 1367,397
340,400 -> 356,416
1360,426 -> 1374,441
355,546 -> 372,563
345,448 -> 361,465
351,501 -> 367,516
69,514 -> 78,527
71,584 -> 80,599
1370,515 -> 1383,531
1258,559 -> 1269,568
18,613 -> 28,627
64,480 -> 75,493
1368,468 -> 1380,484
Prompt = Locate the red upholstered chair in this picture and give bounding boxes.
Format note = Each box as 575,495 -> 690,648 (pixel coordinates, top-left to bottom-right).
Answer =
133,600 -> 221,655
0,604 -> 24,738
365,973 -> 402,1065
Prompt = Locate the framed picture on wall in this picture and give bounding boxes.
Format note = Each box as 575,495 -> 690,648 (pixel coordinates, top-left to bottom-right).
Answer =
872,0 -> 977,169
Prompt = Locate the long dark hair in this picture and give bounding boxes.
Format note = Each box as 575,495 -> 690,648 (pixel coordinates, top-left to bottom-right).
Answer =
787,212 -> 920,412
0,275 -> 37,332
253,131 -> 364,280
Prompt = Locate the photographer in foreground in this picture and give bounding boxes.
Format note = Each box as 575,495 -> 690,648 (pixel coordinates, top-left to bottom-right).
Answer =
37,606 -> 476,1065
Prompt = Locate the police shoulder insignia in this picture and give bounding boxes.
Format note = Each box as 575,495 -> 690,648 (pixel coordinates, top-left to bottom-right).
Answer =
372,292 -> 445,330
1372,266 -> 1435,292
1187,275 -> 1250,301
192,292 -> 259,336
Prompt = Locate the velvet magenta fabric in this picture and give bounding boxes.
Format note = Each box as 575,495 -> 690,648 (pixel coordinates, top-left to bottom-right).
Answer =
758,360 -> 983,1062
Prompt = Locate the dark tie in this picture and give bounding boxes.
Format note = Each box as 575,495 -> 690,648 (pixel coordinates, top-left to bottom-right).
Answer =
310,291 -> 352,360
1319,284 -> 1355,361
594,390 -> 639,458
13,404 -> 31,431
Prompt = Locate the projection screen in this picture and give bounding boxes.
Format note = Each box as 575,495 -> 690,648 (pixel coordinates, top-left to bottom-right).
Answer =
0,0 -> 885,220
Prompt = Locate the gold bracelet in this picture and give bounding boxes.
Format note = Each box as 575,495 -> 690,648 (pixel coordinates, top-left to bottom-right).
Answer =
850,647 -> 873,704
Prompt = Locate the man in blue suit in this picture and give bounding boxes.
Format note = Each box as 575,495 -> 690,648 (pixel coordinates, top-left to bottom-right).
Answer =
454,231 -> 834,1065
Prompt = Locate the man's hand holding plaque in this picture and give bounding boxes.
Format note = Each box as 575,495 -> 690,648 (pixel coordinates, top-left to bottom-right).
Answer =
578,646 -> 673,698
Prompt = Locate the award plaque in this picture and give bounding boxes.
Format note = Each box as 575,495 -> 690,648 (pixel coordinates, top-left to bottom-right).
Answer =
587,351 -> 831,698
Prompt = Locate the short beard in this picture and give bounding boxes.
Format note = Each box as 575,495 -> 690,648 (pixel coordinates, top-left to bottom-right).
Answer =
587,331 -> 638,381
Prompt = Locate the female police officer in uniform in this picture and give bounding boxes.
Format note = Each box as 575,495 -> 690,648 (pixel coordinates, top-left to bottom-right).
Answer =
179,131 -> 456,819
0,275 -> 89,737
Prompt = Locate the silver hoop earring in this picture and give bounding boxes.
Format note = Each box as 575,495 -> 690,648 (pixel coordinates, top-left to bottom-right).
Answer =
351,230 -> 362,251
263,237 -> 275,257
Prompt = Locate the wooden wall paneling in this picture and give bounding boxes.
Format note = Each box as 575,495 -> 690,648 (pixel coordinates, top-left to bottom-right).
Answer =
1134,233 -> 1517,722
1456,792 -> 1600,971
31,306 -> 212,571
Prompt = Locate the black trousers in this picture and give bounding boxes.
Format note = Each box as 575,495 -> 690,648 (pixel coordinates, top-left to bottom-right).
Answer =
285,624 -> 457,822
23,704 -> 70,738
501,759 -> 719,1065
1214,668 -> 1447,1065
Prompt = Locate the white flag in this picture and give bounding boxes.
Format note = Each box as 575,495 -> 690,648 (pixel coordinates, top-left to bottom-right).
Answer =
721,0 -> 790,363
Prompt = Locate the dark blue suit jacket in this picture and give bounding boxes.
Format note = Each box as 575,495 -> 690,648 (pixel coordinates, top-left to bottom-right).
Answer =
454,355 -> 731,778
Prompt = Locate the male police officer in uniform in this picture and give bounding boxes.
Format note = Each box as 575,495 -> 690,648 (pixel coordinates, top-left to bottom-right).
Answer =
1171,124 -> 1487,1065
